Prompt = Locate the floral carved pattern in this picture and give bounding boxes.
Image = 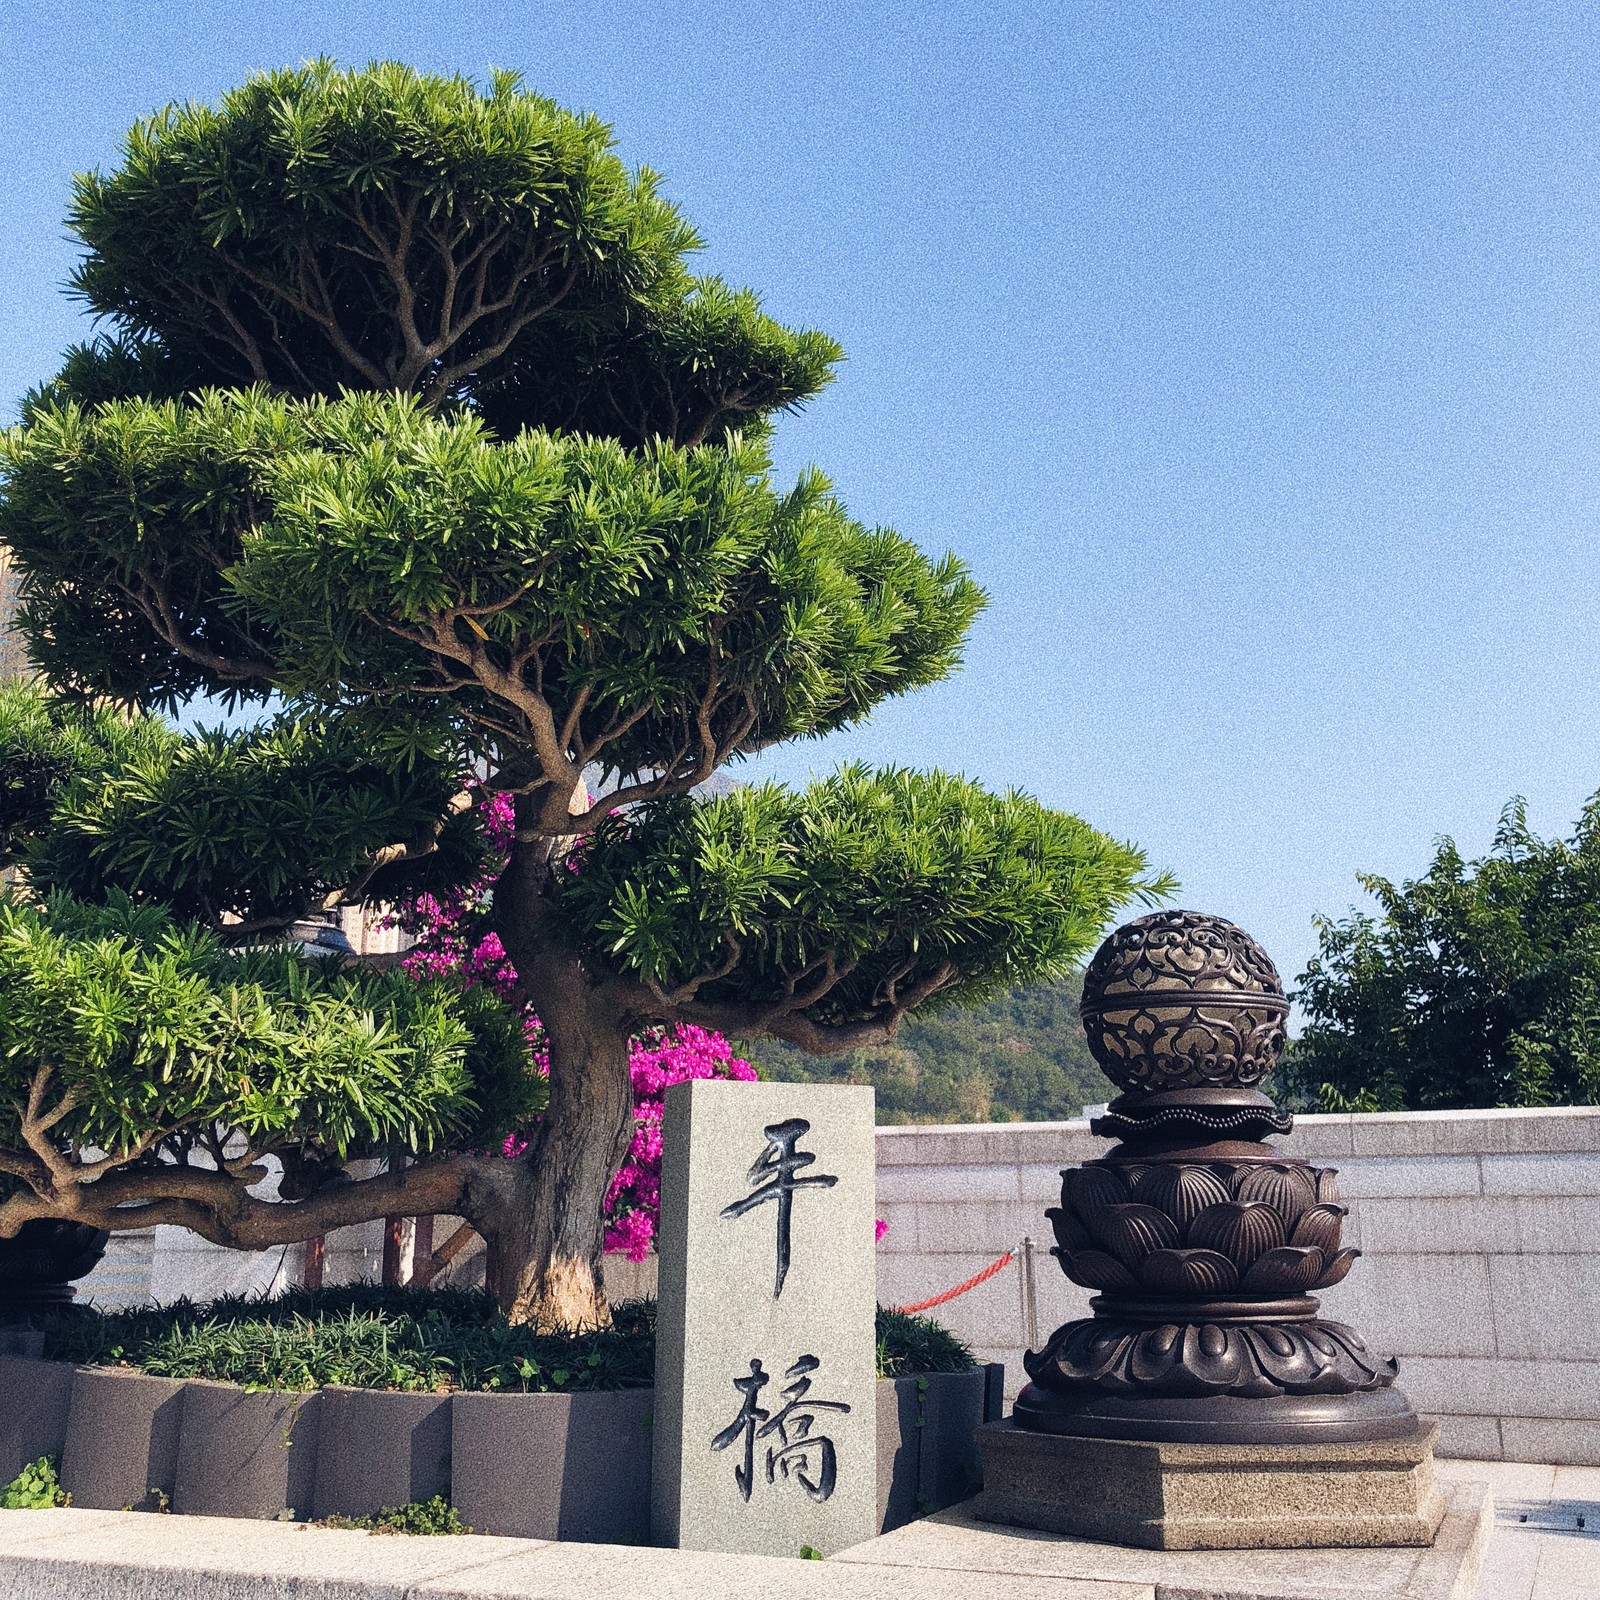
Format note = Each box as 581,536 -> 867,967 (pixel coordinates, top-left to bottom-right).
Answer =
1024,1316 -> 1399,1398
1078,910 -> 1290,1091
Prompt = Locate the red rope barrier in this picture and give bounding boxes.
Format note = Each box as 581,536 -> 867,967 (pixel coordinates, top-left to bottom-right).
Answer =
894,1249 -> 1015,1314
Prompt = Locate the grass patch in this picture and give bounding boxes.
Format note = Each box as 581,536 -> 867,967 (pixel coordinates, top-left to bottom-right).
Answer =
875,1306 -> 977,1377
29,1284 -> 972,1392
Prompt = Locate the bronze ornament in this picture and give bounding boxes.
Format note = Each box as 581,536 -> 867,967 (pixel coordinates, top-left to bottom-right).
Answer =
1015,909 -> 1420,1445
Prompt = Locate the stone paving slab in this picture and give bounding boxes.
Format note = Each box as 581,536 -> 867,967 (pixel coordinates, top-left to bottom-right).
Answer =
831,1480 -> 1493,1600
1435,1459 -> 1600,1600
0,1468 -> 1566,1600
0,1507 -> 1150,1600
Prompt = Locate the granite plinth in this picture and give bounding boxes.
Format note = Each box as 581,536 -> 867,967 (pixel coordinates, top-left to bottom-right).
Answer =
970,1419 -> 1445,1550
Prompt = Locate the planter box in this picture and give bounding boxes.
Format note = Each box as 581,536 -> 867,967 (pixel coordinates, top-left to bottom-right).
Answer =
451,1389 -> 652,1542
311,1388 -> 452,1521
0,1355 -> 74,1484
172,1382 -> 322,1520
876,1377 -> 920,1532
875,1364 -> 1004,1533
14,1355 -> 996,1532
917,1368 -> 988,1512
60,1367 -> 186,1511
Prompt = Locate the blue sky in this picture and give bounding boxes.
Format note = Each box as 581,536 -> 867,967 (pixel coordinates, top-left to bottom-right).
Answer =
4,1 -> 1600,990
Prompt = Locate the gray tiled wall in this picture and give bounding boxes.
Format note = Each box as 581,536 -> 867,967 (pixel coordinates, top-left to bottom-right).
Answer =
876,1106 -> 1600,1464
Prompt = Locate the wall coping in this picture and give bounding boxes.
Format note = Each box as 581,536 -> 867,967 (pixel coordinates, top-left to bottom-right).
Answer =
874,1105 -> 1600,1163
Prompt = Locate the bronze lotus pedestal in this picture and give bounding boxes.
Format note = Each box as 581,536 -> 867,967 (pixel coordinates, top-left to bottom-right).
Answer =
970,911 -> 1443,1550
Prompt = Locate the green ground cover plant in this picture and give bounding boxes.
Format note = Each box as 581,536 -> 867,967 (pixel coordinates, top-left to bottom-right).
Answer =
318,1495 -> 470,1535
30,1285 -> 972,1392
0,1457 -> 70,1509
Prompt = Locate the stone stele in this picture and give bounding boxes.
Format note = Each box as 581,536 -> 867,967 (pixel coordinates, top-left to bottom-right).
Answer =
652,1079 -> 877,1559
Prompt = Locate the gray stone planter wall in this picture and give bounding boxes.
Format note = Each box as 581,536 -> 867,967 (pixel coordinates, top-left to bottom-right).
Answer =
7,1358 -> 1001,1534
451,1390 -> 653,1541
310,1387 -> 453,1521
0,1356 -> 74,1486
59,1367 -> 186,1511
172,1382 -> 322,1520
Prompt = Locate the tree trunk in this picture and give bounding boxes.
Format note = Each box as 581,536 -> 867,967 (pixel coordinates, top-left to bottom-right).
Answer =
491,835 -> 639,1329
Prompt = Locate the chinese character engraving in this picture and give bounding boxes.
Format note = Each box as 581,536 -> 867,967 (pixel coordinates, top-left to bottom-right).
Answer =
710,1355 -> 851,1504
719,1117 -> 838,1297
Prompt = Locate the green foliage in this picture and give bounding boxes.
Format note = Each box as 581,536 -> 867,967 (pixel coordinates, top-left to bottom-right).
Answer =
68,60 -> 684,401
0,684 -> 482,927
0,893 -> 540,1166
559,769 -> 1167,1031
874,1308 -> 975,1377
64,60 -> 834,439
239,400 -> 984,768
0,388 -> 331,707
1,392 -> 979,751
0,682 -> 171,865
319,1495 -> 469,1535
754,974 -> 1107,1123
475,275 -> 842,452
1285,796 -> 1600,1112
33,1284 -> 973,1390
0,1457 -> 69,1509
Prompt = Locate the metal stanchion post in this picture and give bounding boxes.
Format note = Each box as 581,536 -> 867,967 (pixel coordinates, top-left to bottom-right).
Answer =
1021,1234 -> 1040,1351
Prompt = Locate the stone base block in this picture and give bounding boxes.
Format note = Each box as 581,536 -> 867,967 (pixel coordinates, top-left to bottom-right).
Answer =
970,1419 -> 1445,1550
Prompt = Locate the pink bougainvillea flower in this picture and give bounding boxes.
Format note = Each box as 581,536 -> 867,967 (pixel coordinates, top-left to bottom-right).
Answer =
387,789 -> 756,1258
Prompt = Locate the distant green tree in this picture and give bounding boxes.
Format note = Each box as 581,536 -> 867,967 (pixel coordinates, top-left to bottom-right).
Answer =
1284,797 -> 1600,1112
754,974 -> 1108,1123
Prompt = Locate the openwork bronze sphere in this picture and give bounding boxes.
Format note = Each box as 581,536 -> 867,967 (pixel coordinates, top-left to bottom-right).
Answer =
1079,909 -> 1289,1092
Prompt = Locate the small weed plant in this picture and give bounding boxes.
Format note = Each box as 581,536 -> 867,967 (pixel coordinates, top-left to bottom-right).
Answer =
319,1495 -> 469,1535
1,1457 -> 69,1509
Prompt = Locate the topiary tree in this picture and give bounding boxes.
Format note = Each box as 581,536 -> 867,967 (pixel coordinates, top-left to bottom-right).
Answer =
0,62 -> 1169,1326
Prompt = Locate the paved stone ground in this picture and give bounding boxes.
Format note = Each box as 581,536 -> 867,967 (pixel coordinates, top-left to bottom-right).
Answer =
1436,1458 -> 1600,1599
0,1459 -> 1584,1598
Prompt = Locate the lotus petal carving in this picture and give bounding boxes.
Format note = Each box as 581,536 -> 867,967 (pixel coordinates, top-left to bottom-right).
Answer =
1064,1165 -> 1127,1224
1240,1244 -> 1325,1295
1233,1163 -> 1318,1226
1058,1248 -> 1136,1291
1313,1247 -> 1361,1289
1096,1203 -> 1182,1267
1290,1203 -> 1347,1255
1186,1200 -> 1286,1267
1046,1205 -> 1093,1256
1025,1313 -> 1401,1398
1314,1167 -> 1341,1204
1130,1165 -> 1232,1231
1138,1247 -> 1240,1296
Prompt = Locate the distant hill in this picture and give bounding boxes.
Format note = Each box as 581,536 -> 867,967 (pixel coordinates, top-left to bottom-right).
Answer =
744,974 -> 1108,1124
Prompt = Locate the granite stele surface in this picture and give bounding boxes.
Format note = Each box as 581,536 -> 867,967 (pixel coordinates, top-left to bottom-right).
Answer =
653,1079 -> 878,1559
